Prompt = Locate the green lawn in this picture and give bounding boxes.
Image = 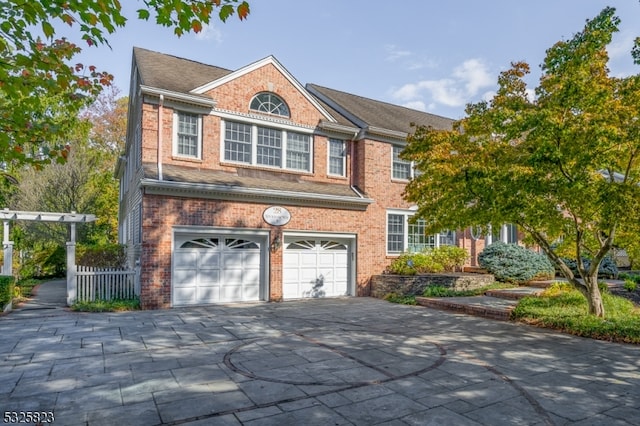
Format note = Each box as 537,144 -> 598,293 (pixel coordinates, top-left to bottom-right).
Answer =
512,283 -> 640,344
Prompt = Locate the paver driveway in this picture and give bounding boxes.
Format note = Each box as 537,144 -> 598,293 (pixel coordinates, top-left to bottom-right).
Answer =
1,296 -> 639,425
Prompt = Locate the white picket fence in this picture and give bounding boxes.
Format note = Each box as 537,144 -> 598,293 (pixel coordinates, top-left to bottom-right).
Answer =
75,266 -> 139,302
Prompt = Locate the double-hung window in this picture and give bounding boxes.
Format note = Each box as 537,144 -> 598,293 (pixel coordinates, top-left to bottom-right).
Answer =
387,211 -> 456,254
174,111 -> 201,158
223,120 -> 312,172
328,138 -> 346,176
257,127 -> 282,167
391,145 -> 420,180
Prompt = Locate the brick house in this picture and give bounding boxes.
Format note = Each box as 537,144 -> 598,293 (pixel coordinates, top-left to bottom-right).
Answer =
117,47 -> 507,309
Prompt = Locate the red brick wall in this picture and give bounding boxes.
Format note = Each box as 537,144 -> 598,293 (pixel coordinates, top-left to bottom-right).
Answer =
140,194 -> 393,309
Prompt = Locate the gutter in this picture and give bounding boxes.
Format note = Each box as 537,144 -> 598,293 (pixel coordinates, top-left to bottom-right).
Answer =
140,85 -> 217,108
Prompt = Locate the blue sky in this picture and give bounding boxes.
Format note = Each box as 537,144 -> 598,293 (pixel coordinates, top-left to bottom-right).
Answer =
67,0 -> 640,120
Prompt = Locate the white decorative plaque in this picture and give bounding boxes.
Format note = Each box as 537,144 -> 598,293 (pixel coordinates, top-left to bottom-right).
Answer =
263,206 -> 291,226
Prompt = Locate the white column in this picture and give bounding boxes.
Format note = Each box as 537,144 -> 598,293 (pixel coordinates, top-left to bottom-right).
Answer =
485,224 -> 493,246
2,220 -> 12,276
501,224 -> 509,243
66,222 -> 77,305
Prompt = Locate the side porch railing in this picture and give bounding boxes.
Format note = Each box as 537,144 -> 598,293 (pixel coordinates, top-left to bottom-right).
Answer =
75,265 -> 140,302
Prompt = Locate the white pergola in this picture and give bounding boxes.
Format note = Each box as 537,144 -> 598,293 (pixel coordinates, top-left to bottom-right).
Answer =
1,208 -> 96,305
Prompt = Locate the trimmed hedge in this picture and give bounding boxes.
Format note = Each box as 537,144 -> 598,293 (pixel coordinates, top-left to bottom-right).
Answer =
0,275 -> 15,307
387,246 -> 468,275
478,242 -> 555,284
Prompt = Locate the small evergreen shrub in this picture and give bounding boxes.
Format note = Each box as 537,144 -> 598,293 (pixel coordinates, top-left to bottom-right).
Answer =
0,275 -> 15,307
558,256 -> 619,279
478,242 -> 555,284
387,246 -> 468,275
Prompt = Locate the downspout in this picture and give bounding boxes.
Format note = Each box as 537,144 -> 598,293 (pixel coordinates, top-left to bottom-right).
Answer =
157,94 -> 164,181
350,130 -> 364,198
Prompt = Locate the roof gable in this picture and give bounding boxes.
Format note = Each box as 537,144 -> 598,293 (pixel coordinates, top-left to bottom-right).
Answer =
192,56 -> 336,122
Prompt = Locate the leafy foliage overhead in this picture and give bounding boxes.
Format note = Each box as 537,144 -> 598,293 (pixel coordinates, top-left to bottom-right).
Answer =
0,0 -> 250,166
402,7 -> 640,318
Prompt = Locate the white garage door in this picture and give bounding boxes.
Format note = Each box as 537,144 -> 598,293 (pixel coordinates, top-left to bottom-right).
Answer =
283,238 -> 350,299
173,235 -> 262,306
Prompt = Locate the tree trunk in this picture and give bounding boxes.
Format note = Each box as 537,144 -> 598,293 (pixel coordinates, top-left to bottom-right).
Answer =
579,274 -> 605,318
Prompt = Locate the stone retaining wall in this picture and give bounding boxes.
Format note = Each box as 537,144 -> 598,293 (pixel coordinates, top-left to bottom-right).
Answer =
370,273 -> 495,298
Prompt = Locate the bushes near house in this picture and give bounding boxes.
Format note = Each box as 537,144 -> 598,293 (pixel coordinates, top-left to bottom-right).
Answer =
559,256 -> 619,279
387,246 -> 468,275
0,275 -> 15,308
478,242 -> 555,284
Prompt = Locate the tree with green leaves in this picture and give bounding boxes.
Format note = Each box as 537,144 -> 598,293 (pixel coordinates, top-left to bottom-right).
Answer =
0,0 -> 250,167
402,7 -> 640,318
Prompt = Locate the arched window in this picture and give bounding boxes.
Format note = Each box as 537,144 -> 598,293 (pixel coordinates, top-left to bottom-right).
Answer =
250,92 -> 290,117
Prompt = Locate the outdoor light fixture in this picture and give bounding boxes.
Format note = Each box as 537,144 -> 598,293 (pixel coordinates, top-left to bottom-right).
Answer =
270,235 -> 281,252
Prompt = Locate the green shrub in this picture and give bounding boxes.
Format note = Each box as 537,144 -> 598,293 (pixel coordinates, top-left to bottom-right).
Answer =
71,297 -> 140,312
619,272 -> 640,283
559,256 -> 619,279
624,279 -> 638,292
387,246 -> 468,275
0,275 -> 15,307
383,293 -> 417,305
478,242 -> 555,284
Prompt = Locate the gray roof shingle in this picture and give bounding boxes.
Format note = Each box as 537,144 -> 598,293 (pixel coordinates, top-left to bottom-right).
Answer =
134,47 -> 232,93
306,83 -> 454,134
132,47 -> 454,135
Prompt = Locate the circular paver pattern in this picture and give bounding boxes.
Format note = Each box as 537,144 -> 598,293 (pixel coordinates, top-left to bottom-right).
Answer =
224,329 -> 446,387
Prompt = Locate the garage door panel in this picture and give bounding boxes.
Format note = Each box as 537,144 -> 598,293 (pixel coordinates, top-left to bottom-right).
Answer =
283,237 -> 351,299
198,252 -> 220,269
174,268 -> 197,285
196,285 -> 220,303
220,285 -> 243,302
173,287 -> 197,305
174,251 -> 197,269
174,234 -> 263,306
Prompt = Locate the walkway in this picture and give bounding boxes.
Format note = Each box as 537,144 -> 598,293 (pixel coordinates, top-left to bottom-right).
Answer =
1,296 -> 639,425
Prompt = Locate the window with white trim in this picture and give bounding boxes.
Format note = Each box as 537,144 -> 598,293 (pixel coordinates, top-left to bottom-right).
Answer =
392,145 -> 414,180
387,211 -> 456,254
174,111 -> 201,158
223,120 -> 312,172
328,138 -> 346,176
250,92 -> 290,117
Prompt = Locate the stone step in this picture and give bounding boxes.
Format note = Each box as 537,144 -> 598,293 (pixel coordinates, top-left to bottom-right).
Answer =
484,286 -> 545,300
415,296 -> 517,321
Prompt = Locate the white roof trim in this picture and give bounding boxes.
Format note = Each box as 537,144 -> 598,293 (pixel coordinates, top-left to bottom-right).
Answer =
140,85 -> 216,108
0,209 -> 96,223
190,55 -> 337,123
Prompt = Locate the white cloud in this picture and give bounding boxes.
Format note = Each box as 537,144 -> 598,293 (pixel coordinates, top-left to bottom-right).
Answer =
384,44 -> 412,62
453,59 -> 493,96
389,58 -> 496,111
195,23 -> 223,43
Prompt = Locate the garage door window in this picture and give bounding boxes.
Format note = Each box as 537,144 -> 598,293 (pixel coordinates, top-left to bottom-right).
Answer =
180,238 -> 219,248
225,238 -> 259,249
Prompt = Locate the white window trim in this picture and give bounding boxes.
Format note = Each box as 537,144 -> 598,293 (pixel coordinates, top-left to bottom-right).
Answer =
386,209 -> 453,255
220,119 -> 314,173
391,145 -> 417,181
327,138 -> 346,177
173,111 -> 202,159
